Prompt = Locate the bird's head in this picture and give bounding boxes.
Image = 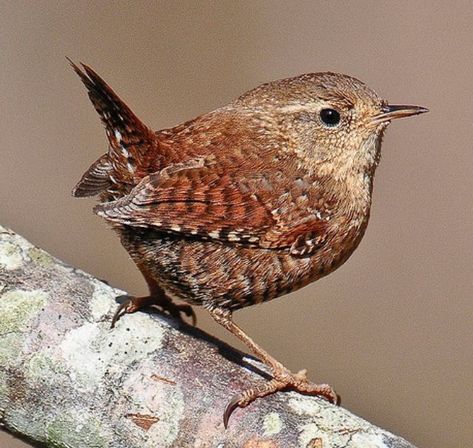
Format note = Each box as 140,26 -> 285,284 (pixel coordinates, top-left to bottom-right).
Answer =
236,72 -> 428,179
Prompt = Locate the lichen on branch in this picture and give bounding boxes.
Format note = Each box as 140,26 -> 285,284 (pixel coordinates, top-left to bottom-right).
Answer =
0,225 -> 417,448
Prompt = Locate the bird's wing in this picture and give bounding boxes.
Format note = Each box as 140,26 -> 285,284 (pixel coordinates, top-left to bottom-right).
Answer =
94,157 -> 330,255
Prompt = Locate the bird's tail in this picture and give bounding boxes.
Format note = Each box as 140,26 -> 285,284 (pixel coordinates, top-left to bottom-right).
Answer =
69,59 -> 156,197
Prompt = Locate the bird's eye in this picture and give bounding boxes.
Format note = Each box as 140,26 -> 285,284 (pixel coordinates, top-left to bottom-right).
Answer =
319,108 -> 341,127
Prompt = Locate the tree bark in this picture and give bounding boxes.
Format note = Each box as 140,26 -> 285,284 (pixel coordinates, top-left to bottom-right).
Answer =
0,225 -> 418,448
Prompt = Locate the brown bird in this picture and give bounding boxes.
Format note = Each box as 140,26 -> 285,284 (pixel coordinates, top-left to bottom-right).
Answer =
70,61 -> 427,427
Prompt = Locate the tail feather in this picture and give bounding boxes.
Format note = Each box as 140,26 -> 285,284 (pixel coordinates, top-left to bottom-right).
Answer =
69,59 -> 158,195
68,59 -> 154,148
72,154 -> 112,197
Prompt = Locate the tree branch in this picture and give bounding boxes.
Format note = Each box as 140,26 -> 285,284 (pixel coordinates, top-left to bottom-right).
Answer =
0,225 -> 417,448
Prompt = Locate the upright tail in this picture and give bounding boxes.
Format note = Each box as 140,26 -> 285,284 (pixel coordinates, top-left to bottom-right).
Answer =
69,59 -> 156,197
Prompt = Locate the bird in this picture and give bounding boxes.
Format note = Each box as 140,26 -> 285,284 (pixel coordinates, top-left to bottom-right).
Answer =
70,60 -> 427,427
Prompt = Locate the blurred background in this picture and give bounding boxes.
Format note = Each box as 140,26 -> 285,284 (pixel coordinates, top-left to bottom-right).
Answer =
1,1 -> 472,447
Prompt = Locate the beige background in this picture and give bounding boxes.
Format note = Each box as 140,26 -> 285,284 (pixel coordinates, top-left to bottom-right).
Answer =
1,1 -> 472,447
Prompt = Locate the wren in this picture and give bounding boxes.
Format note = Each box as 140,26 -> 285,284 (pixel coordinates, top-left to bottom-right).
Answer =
70,61 -> 427,427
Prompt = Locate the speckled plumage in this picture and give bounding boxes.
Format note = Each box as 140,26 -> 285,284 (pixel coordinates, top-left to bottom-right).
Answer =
71,61 -> 427,425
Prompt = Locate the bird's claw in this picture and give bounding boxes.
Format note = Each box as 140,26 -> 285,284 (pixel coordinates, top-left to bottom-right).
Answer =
110,297 -> 134,329
163,302 -> 197,326
110,295 -> 196,328
178,304 -> 197,326
223,370 -> 338,428
223,395 -> 243,429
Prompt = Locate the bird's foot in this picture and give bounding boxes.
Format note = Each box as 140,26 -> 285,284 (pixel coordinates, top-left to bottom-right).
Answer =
111,295 -> 196,328
223,368 -> 338,428
162,301 -> 196,326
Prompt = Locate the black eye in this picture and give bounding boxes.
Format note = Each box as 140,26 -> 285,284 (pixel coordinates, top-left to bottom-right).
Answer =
320,108 -> 341,127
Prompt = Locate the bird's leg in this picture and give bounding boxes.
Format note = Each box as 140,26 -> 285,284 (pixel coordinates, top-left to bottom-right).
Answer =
209,307 -> 338,428
111,275 -> 195,328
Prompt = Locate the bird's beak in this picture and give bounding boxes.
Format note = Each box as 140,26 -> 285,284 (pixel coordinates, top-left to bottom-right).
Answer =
371,104 -> 429,125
